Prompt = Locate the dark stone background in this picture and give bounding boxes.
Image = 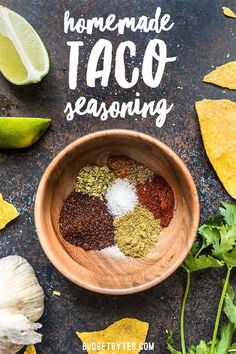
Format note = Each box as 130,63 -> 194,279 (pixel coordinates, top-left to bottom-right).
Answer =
0,0 -> 235,353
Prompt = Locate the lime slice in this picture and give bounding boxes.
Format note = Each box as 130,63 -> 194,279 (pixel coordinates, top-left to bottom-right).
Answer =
0,117 -> 51,149
0,6 -> 50,85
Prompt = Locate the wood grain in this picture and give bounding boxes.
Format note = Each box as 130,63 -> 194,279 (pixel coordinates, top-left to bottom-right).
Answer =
34,129 -> 200,294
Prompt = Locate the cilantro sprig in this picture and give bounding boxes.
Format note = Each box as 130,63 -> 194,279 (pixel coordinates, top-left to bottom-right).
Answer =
167,202 -> 236,354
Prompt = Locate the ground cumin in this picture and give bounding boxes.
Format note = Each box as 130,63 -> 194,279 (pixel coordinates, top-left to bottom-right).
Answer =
136,175 -> 174,227
114,205 -> 161,258
59,191 -> 115,250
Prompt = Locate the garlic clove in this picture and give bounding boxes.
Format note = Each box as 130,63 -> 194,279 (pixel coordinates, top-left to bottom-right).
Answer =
0,341 -> 22,354
0,256 -> 45,353
0,310 -> 42,345
0,256 -> 44,322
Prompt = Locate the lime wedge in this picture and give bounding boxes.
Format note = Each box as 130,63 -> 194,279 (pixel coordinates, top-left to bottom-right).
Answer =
0,117 -> 51,149
0,6 -> 50,85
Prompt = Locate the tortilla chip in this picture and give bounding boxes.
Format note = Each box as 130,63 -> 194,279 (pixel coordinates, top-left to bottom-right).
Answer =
24,345 -> 36,354
76,318 -> 149,354
195,99 -> 236,199
222,6 -> 236,18
203,61 -> 236,90
0,193 -> 19,230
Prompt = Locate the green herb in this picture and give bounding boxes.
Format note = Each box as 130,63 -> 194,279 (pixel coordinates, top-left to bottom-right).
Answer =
128,161 -> 153,184
75,166 -> 115,198
167,202 -> 236,354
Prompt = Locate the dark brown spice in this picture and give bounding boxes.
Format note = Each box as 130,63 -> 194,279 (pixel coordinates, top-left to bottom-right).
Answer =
136,175 -> 175,227
107,155 -> 133,179
59,192 -> 115,250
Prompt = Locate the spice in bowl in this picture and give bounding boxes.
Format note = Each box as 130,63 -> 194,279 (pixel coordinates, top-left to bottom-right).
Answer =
59,156 -> 175,258
107,155 -> 133,179
128,160 -> 153,184
114,205 -> 161,258
136,175 -> 174,227
107,155 -> 153,183
59,192 -> 114,250
75,165 -> 115,198
105,179 -> 138,218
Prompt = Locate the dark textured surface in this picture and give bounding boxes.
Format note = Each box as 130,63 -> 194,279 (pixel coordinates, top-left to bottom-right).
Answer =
0,0 -> 235,353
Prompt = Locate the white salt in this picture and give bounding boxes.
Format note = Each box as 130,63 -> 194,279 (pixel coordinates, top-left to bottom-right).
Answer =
105,179 -> 138,218
100,245 -> 126,258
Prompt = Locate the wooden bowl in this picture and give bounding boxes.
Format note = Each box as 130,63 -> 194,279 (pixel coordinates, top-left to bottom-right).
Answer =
35,129 -> 199,295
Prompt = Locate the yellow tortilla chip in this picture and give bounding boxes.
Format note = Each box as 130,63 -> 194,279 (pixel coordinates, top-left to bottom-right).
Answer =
24,345 -> 36,354
76,318 -> 149,354
0,193 -> 19,230
203,61 -> 236,90
222,6 -> 236,18
195,99 -> 236,199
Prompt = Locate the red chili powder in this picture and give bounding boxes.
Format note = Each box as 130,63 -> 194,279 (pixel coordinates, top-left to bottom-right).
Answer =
59,192 -> 115,250
136,175 -> 174,227
107,155 -> 133,179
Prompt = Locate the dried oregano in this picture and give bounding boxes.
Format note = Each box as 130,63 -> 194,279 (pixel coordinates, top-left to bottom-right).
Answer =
128,160 -> 153,184
75,166 -> 115,198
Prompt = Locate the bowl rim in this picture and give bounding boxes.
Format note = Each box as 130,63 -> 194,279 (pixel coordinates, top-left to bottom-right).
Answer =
34,129 -> 200,295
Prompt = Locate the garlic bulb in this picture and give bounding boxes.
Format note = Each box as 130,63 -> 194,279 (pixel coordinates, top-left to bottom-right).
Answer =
0,256 -> 44,354
0,342 -> 22,354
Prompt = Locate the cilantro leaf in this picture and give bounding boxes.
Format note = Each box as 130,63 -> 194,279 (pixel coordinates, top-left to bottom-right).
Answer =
198,224 -> 220,251
206,216 -> 223,227
166,331 -> 183,354
184,254 -> 224,272
214,323 -> 234,354
190,241 -> 200,255
220,202 -> 236,226
187,324 -> 234,354
224,284 -> 236,326
167,343 -> 183,354
195,204 -> 236,269
219,225 -> 236,254
170,204 -> 236,354
223,250 -> 236,268
212,225 -> 236,267
229,343 -> 236,352
189,341 -> 210,353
